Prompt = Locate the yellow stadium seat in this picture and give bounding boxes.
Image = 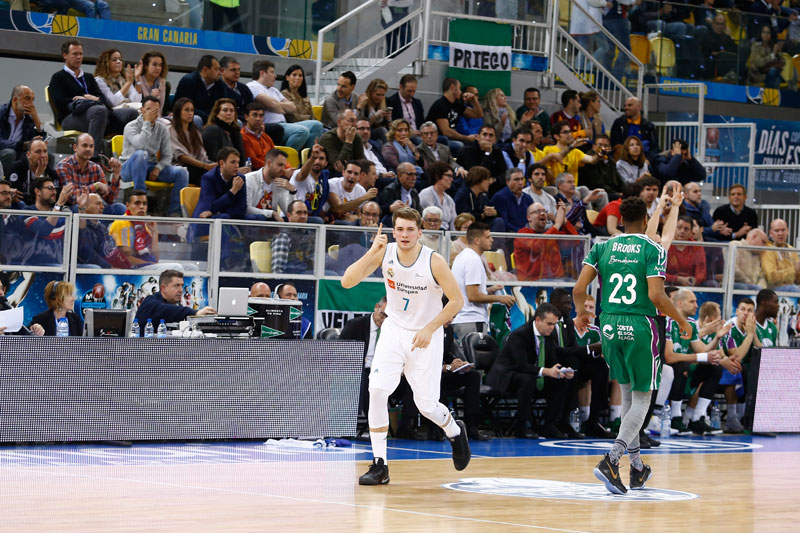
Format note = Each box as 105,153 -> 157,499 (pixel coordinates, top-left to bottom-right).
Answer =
780,53 -> 794,88
113,134 -> 174,195
483,250 -> 508,273
250,241 -> 272,273
794,54 -> 800,89
630,34 -> 650,70
180,186 -> 201,218
586,209 -> 599,224
45,85 -> 81,136
724,11 -> 744,42
649,36 -> 676,76
275,145 -> 300,168
301,147 -> 310,165
328,244 -> 339,261
312,105 -> 322,121
111,134 -> 123,156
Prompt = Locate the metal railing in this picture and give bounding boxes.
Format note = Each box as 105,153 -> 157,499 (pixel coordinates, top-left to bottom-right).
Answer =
427,10 -> 552,57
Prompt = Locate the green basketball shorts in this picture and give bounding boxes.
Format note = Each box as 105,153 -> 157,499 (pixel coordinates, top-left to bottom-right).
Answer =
600,313 -> 661,392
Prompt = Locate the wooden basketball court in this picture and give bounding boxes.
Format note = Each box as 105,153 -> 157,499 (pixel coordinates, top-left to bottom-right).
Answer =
1,436 -> 798,531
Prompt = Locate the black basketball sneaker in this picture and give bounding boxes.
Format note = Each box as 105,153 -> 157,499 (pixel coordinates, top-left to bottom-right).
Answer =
449,420 -> 471,471
630,463 -> 652,490
594,453 -> 627,494
359,458 -> 390,485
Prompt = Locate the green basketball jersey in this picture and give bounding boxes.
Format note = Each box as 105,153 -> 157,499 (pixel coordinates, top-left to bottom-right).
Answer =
584,234 -> 667,316
576,325 -> 602,346
722,319 -> 748,356
667,317 -> 699,354
756,319 -> 778,348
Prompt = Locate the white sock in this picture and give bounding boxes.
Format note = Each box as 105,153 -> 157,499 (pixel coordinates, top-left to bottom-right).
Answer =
737,403 -> 746,419
656,365 -> 674,405
693,398 -> 711,422
370,430 -> 388,463
683,407 -> 694,424
579,406 -> 591,423
670,400 -> 683,418
610,404 -> 622,420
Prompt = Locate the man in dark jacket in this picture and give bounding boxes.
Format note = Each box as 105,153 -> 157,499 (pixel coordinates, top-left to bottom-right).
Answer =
387,74 -> 425,133
653,140 -> 707,186
135,269 -> 215,330
174,55 -> 226,124
609,97 -> 660,161
7,139 -> 59,206
49,39 -> 137,155
0,85 -> 45,170
458,125 -> 508,187
377,162 -> 420,226
486,303 -> 573,438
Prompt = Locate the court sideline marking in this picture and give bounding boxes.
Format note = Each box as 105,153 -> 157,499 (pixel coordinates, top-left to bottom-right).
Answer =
0,464 -> 592,533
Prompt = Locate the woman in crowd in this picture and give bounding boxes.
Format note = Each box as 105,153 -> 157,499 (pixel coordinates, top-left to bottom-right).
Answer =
358,78 -> 392,142
29,281 -> 82,336
202,98 -> 244,164
747,25 -> 785,89
616,136 -> 651,184
94,48 -> 142,109
381,118 -> 423,174
137,50 -> 169,114
456,85 -> 483,137
577,91 -> 604,143
482,88 -> 517,143
280,64 -> 315,124
419,161 -> 457,230
170,97 -> 216,185
449,212 -> 476,266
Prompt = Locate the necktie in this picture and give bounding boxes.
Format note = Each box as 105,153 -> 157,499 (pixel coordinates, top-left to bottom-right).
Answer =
557,320 -> 564,348
536,334 -> 544,391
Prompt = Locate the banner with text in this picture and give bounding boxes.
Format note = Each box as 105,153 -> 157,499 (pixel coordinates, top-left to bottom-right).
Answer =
315,279 -> 385,335
447,19 -> 511,95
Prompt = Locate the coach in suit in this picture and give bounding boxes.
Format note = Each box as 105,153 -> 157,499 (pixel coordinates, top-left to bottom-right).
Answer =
486,303 -> 573,438
339,297 -> 387,416
387,74 -> 425,133
549,288 -> 610,438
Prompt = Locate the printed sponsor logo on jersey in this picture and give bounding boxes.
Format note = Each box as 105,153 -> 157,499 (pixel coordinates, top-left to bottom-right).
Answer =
609,256 -> 639,265
602,324 -> 614,339
387,279 -> 396,289
443,477 -> 698,502
387,268 -> 394,278
611,242 -> 642,254
616,324 -> 635,341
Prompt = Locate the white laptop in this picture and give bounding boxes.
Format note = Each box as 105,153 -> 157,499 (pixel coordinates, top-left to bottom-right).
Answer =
217,287 -> 250,317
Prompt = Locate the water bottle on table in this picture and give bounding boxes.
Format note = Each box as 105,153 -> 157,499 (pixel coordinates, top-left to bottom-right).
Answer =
130,318 -> 140,338
660,403 -> 672,440
570,408 -> 581,433
144,318 -> 154,338
710,402 -> 721,431
56,317 -> 69,337
157,319 -> 167,338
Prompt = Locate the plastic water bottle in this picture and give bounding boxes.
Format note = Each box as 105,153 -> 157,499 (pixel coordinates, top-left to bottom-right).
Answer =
570,408 -> 581,433
56,317 -> 69,337
130,318 -> 140,338
710,402 -> 721,431
144,318 -> 155,338
244,157 -> 252,170
157,319 -> 167,338
660,403 -> 672,440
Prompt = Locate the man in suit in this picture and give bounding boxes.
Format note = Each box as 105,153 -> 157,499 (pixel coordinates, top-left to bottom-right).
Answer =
387,74 -> 425,136
486,303 -> 574,438
418,121 -> 467,178
549,288 -> 611,439
340,297 -> 388,417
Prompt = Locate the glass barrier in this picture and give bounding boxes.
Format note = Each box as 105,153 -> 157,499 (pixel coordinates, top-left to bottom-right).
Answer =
74,213 -> 212,274
729,242 -> 800,294
665,238 -> 728,290
324,225 -> 385,278
218,219 -> 319,276
559,0 -> 800,92
0,208 -> 71,269
0,1 -> 338,43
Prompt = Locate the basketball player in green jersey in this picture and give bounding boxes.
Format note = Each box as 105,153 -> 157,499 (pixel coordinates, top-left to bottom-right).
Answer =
574,197 -> 691,495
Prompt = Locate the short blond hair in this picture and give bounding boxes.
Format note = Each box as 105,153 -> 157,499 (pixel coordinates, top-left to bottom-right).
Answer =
698,301 -> 720,322
44,280 -> 75,311
392,206 -> 422,229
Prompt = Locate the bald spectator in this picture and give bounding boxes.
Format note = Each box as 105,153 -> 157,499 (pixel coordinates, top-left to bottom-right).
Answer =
762,218 -> 800,292
0,85 -> 44,170
318,109 -> 365,171
609,97 -> 660,160
321,71 -> 358,129
514,201 -> 578,281
377,161 -> 420,226
734,228 -> 768,290
699,14 -> 739,80
55,133 -> 125,215
712,184 -> 758,241
250,281 -> 271,298
75,190 -> 130,268
7,139 -> 59,206
666,215 -> 707,287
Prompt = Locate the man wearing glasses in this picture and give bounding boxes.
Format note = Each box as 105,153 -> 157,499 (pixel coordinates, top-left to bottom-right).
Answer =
542,120 -> 599,186
418,121 -> 467,178
22,177 -> 72,266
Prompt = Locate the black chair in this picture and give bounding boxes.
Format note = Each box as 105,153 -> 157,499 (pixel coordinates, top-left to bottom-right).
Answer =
316,327 -> 340,340
462,332 -> 516,436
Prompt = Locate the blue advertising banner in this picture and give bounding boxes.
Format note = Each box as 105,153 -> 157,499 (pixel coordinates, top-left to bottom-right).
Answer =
659,77 -> 800,109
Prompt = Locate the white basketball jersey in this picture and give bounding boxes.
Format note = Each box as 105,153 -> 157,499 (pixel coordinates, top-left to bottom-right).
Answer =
382,242 -> 443,330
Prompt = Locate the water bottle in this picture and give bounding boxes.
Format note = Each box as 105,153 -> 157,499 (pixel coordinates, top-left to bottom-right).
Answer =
244,157 -> 252,170
570,408 -> 581,433
144,318 -> 154,338
130,318 -> 140,338
56,317 -> 69,337
157,319 -> 167,338
710,402 -> 721,431
660,403 -> 672,440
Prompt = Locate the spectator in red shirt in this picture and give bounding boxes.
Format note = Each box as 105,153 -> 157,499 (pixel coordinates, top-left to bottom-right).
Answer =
240,101 -> 276,171
666,215 -> 707,286
55,132 -> 124,215
514,201 -> 579,281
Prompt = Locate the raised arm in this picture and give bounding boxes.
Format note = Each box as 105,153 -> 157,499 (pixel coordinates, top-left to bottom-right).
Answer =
341,223 -> 386,288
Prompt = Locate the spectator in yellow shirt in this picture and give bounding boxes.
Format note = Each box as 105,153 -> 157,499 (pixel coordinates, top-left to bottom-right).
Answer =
542,120 -> 598,185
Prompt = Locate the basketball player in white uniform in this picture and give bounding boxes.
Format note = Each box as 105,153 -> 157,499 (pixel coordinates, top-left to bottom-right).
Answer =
342,207 -> 470,485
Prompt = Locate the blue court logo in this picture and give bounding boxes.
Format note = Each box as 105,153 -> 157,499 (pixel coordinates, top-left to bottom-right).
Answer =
443,478 -> 699,502
539,439 -> 762,452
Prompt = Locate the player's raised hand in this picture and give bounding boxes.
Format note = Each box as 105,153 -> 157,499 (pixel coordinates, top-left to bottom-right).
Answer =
575,309 -> 594,330
370,223 -> 388,254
